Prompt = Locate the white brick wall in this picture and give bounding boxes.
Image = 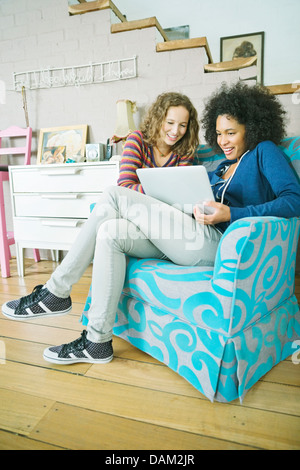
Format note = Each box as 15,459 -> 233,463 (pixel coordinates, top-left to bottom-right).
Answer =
0,1 -> 228,152
278,94 -> 300,137
1,0 -> 298,151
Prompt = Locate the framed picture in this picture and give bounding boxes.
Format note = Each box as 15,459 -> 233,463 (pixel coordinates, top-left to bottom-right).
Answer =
37,125 -> 88,164
220,31 -> 264,84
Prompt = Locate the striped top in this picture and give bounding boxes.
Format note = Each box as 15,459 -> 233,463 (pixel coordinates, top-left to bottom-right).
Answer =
117,130 -> 193,193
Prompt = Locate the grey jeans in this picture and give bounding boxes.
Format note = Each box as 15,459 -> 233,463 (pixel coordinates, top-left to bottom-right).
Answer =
46,185 -> 221,342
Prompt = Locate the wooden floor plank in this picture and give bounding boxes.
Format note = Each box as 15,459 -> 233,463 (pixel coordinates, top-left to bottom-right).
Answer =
0,430 -> 62,450
87,357 -> 300,416
0,388 -> 54,436
0,360 -> 299,449
1,336 -> 91,375
29,402 -> 254,450
262,360 -> 300,387
2,330 -> 299,416
0,318 -> 153,361
0,318 -> 82,345
0,258 -> 299,450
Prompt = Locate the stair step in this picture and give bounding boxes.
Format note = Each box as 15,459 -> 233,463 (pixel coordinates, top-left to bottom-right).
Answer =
111,17 -> 168,42
267,83 -> 300,95
156,37 -> 213,64
68,0 -> 126,23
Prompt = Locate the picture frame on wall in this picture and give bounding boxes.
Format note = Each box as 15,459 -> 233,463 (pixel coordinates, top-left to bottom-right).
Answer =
220,31 -> 265,84
37,125 -> 88,164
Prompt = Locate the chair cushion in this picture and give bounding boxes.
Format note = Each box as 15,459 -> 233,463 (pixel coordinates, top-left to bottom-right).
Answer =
279,136 -> 300,176
193,144 -> 223,171
195,136 -> 300,177
121,258 -> 231,333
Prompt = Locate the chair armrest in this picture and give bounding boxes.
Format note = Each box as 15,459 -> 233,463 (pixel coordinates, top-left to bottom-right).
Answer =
213,216 -> 300,334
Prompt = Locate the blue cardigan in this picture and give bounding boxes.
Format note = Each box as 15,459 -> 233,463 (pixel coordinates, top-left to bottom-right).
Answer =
208,141 -> 300,233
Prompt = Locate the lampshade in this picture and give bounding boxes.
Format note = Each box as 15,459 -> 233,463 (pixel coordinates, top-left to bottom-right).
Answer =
112,99 -> 136,143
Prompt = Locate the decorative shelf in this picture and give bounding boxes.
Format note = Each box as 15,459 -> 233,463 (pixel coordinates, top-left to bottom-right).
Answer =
204,56 -> 257,73
13,57 -> 137,91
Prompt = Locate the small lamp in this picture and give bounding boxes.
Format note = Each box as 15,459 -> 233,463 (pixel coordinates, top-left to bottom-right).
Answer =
111,99 -> 136,143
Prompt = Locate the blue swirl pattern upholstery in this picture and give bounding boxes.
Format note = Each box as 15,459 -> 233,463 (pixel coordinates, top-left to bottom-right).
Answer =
82,137 -> 300,402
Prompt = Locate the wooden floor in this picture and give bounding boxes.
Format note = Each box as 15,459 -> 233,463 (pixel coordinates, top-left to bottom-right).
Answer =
0,258 -> 299,451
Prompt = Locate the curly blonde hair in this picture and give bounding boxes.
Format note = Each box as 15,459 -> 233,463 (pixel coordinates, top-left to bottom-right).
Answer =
140,92 -> 199,156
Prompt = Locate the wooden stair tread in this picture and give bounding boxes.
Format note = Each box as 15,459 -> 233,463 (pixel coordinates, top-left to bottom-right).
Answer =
156,37 -> 213,63
69,2 -> 212,60
68,0 -> 126,23
267,83 -> 300,95
111,17 -> 168,42
204,55 -> 257,73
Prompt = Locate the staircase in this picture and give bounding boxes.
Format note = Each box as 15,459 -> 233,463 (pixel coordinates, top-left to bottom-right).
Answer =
64,0 -> 264,144
68,0 -> 257,82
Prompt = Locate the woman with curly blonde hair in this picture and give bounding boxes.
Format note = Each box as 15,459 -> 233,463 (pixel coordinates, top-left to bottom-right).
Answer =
118,91 -> 199,191
141,91 -> 199,157
4,91 -> 209,365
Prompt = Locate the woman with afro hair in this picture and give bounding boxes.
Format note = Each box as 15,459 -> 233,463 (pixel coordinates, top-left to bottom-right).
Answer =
194,81 -> 300,234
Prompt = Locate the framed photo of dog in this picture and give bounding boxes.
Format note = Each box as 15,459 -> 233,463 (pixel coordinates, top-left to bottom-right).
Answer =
220,31 -> 264,84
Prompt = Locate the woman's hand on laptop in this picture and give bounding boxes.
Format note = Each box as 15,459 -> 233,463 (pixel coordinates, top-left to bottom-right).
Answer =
193,201 -> 231,225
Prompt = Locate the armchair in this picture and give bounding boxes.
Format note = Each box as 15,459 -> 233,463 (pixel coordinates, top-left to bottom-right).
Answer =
82,136 -> 300,402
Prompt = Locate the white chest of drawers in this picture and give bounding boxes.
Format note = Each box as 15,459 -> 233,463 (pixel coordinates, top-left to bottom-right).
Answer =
9,161 -> 119,276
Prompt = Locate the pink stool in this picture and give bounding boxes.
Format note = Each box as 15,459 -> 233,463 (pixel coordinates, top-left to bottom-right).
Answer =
0,126 -> 40,277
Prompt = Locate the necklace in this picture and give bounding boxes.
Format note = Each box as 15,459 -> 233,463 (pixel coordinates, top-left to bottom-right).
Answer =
155,145 -> 172,158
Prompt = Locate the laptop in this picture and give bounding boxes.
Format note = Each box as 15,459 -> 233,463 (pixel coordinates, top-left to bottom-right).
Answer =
136,166 -> 215,214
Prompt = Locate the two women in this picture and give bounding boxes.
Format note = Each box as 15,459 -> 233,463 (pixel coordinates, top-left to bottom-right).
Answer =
3,84 -> 300,365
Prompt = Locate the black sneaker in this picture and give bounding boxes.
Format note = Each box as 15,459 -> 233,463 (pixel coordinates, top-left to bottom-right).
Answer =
43,330 -> 113,365
2,284 -> 72,321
